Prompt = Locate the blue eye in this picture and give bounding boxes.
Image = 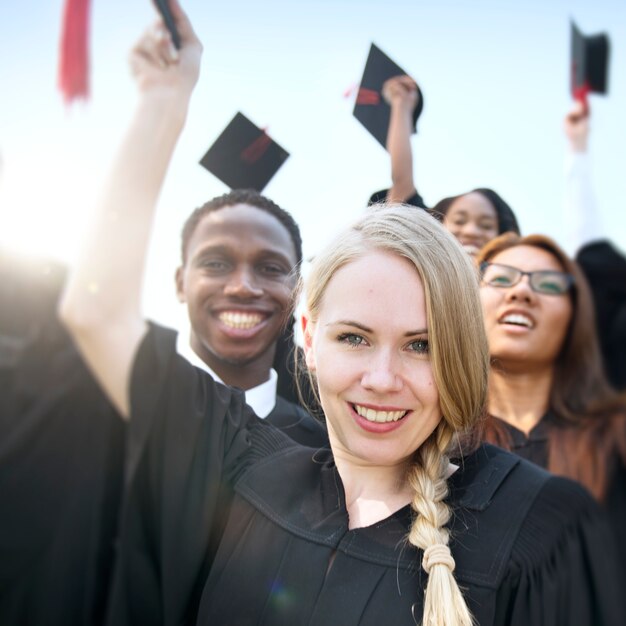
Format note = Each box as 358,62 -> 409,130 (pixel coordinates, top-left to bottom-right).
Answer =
338,333 -> 366,348
408,339 -> 429,354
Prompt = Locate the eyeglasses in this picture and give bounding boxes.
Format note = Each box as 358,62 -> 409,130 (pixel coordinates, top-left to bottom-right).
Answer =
480,262 -> 574,295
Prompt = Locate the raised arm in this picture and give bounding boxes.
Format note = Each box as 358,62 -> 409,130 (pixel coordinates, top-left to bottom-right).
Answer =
383,75 -> 419,204
59,0 -> 202,418
562,100 -> 603,255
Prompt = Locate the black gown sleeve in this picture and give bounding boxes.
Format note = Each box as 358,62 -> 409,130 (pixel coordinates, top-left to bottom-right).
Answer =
266,396 -> 328,447
495,476 -> 626,625
107,322 -> 258,626
0,319 -> 125,626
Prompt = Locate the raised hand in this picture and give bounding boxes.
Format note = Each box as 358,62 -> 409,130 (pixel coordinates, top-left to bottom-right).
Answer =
564,100 -> 589,153
382,75 -> 419,113
130,0 -> 203,99
59,0 -> 204,418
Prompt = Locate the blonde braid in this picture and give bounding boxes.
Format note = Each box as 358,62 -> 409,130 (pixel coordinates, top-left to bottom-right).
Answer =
407,428 -> 474,626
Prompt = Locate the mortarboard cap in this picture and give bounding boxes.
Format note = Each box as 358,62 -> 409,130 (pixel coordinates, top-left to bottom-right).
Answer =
199,112 -> 289,192
154,0 -> 181,49
570,21 -> 610,105
353,43 -> 423,149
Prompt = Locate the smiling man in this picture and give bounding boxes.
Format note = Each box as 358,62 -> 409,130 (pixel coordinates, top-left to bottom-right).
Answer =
175,190 -> 327,446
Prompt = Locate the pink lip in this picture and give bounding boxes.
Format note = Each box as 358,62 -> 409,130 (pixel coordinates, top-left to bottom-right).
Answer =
348,402 -> 410,434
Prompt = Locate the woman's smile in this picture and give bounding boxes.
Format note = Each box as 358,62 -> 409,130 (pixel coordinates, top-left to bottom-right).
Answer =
303,250 -> 442,469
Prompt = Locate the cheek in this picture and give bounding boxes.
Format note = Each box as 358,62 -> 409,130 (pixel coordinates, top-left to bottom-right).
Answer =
270,281 -> 296,309
547,302 -> 573,343
311,342 -> 355,398
442,217 -> 458,235
479,289 -> 499,321
484,227 -> 499,241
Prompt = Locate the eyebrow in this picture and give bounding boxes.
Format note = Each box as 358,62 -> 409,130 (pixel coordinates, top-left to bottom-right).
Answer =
327,320 -> 428,336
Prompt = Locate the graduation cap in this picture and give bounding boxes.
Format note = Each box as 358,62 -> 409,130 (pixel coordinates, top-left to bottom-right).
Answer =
154,0 -> 181,49
199,112 -> 289,192
570,21 -> 610,107
353,43 -> 423,149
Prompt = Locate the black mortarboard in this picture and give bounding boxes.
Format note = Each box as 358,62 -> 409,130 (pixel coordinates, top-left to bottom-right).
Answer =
570,21 -> 610,104
154,0 -> 181,49
199,112 -> 289,192
353,43 -> 423,149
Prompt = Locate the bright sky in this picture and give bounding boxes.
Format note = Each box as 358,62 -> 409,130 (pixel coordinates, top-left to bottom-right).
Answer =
1,0 -> 625,327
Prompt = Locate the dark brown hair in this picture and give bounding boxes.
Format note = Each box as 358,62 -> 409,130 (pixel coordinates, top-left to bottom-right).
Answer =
477,232 -> 626,500
431,188 -> 521,235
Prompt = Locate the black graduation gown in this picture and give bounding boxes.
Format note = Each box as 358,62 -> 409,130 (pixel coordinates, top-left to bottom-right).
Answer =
0,320 -> 125,626
368,188 -> 427,209
106,323 -> 625,626
490,413 -> 626,584
265,396 -> 328,448
576,240 -> 626,390
0,320 -> 324,625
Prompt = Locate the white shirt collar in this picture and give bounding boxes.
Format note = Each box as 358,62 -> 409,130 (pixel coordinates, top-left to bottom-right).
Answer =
175,330 -> 277,418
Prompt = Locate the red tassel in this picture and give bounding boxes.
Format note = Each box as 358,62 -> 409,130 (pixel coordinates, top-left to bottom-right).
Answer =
573,82 -> 590,116
241,130 -> 272,164
356,88 -> 380,106
58,0 -> 92,104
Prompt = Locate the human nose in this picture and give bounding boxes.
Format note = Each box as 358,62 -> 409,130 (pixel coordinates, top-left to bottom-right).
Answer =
504,274 -> 535,304
223,267 -> 263,298
461,221 -> 483,237
360,348 -> 403,393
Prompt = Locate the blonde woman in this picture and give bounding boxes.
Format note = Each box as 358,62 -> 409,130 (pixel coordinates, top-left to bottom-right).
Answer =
59,3 -> 624,624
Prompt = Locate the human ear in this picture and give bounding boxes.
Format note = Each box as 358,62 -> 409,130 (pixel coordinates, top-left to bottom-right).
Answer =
301,313 -> 316,371
175,266 -> 186,303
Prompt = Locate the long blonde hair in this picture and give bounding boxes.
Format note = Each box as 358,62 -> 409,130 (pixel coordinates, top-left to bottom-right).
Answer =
303,205 -> 488,625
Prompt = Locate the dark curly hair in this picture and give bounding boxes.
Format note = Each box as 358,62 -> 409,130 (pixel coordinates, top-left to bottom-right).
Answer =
180,189 -> 303,268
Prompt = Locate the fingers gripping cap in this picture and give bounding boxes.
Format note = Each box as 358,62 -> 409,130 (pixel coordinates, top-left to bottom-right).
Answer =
199,112 -> 290,192
422,544 -> 456,574
353,43 -> 424,149
154,0 -> 181,49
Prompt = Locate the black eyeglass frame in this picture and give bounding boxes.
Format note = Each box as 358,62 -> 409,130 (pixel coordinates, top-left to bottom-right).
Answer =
479,261 -> 575,295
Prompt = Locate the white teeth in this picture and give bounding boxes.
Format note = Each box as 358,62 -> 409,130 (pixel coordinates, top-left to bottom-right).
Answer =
354,404 -> 407,423
462,244 -> 480,255
501,313 -> 534,328
219,311 -> 264,329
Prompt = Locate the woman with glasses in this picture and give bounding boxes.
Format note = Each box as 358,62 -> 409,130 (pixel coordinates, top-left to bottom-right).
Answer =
477,233 -> 626,578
